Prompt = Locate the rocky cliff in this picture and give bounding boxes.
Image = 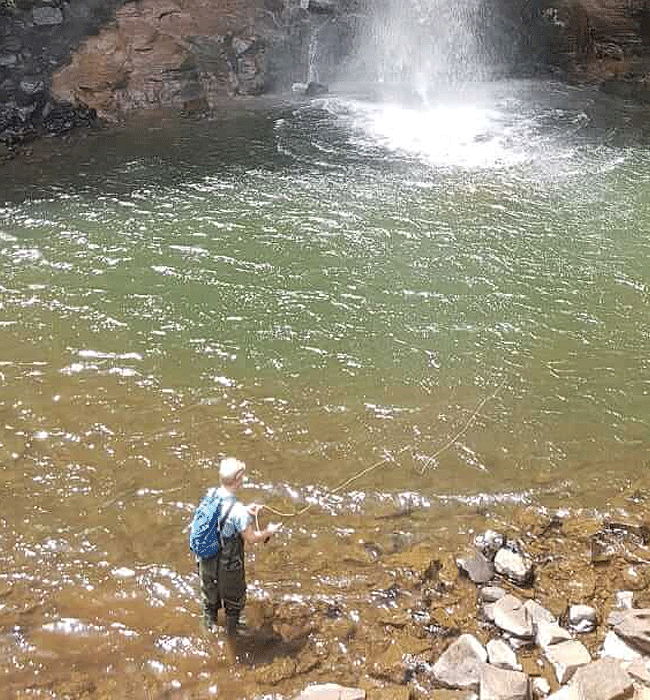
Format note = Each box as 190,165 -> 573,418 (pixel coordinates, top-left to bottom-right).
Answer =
0,0 -> 355,145
539,0 -> 650,100
3,0 -> 650,147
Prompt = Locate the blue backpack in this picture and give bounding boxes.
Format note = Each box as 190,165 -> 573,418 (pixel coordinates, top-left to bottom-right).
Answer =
189,493 -> 236,559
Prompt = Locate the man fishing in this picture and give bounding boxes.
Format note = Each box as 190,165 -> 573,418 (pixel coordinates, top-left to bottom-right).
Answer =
190,456 -> 281,650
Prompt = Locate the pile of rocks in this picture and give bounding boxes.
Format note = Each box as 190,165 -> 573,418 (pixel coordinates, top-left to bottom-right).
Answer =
289,521 -> 650,700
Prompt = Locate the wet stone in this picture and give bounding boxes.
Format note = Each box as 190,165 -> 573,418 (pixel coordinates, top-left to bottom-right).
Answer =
295,684 -> 365,700
531,677 -> 551,698
482,602 -> 496,623
546,688 -> 580,700
544,639 -> 591,684
479,663 -> 529,700
626,658 -> 650,685
480,586 -> 507,603
486,638 -> 521,671
492,594 -> 534,639
568,604 -> 597,633
536,621 -> 572,649
432,633 -> 487,690
524,599 -> 556,629
457,548 -> 495,584
32,7 -> 64,25
611,608 -> 650,654
494,548 -> 533,586
602,630 -> 643,661
475,530 -> 505,560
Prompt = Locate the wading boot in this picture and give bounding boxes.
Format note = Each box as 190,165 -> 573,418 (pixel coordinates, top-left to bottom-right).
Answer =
225,615 -> 239,663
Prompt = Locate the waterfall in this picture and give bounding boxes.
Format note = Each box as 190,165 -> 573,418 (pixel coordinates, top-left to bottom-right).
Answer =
345,0 -> 508,101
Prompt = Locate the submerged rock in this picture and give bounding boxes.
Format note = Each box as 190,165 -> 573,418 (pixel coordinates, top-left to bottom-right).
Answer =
457,548 -> 495,584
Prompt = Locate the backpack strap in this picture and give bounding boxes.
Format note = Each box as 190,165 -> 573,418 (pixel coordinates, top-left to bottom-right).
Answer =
217,498 -> 236,549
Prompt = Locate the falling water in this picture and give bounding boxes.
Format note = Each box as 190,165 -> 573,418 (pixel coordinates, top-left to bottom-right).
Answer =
350,0 -> 495,100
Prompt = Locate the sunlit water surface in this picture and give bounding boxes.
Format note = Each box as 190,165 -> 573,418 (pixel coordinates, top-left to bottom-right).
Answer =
1,80 -> 650,695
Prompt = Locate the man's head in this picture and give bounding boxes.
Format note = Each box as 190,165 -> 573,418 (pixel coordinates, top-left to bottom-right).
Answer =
219,457 -> 246,487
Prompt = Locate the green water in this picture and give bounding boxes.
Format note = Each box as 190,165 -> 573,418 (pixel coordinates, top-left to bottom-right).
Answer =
1,79 -> 650,695
2,84 -> 649,508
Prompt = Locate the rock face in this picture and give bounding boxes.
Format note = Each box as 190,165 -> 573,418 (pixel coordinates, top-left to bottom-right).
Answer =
536,0 -> 650,97
0,0 -> 356,142
49,0 -> 336,117
0,0 -> 126,143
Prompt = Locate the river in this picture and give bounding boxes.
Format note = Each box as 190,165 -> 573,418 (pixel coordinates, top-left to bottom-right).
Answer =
1,79 -> 649,697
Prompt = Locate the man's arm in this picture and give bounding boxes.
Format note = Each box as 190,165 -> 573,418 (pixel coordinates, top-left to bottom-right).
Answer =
241,521 -> 281,545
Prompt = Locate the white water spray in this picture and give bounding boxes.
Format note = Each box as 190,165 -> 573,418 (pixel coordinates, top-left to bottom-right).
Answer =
352,0 -> 492,102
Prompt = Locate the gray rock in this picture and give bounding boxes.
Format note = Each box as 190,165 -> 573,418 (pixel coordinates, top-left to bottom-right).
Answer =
32,7 -> 64,25
544,639 -> 591,684
480,586 -> 507,603
0,54 -> 17,67
295,684 -> 365,700
601,630 -> 643,662
493,594 -> 534,639
303,0 -> 338,13
625,658 -> 650,685
475,530 -> 505,560
483,603 -> 496,623
616,591 -> 634,610
494,548 -> 533,586
479,663 -> 529,700
232,37 -> 255,56
524,599 -> 556,629
457,549 -> 495,584
486,638 -> 521,671
536,621 -> 572,649
611,609 -> 650,654
433,633 -> 488,690
545,688 -> 580,700
19,79 -> 45,96
568,657 -> 633,700
569,604 -> 597,633
531,677 -> 550,698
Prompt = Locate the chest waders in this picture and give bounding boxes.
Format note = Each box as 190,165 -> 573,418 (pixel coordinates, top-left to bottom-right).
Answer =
218,532 -> 246,635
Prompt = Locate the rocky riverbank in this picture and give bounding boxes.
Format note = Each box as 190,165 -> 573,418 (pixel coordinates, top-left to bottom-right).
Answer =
240,503 -> 650,700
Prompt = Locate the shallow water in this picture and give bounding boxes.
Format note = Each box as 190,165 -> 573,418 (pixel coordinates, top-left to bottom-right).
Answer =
1,80 -> 650,696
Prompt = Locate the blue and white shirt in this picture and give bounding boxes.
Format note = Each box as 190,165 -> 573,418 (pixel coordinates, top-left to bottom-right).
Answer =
207,486 -> 251,540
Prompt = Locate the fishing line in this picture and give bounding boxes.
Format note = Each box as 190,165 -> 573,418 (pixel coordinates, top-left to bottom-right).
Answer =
258,376 -> 506,522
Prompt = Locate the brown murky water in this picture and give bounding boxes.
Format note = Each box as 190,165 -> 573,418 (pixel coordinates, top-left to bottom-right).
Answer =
1,84 -> 650,697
